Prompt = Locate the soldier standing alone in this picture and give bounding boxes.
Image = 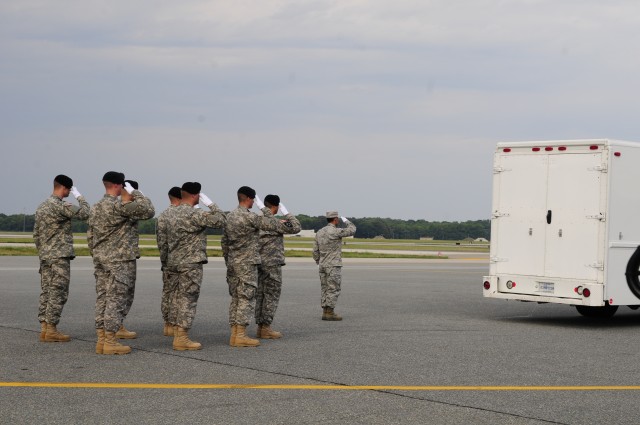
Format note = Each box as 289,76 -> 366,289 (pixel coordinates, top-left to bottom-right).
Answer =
34,174 -> 90,342
88,172 -> 155,355
313,212 -> 356,321
255,194 -> 301,339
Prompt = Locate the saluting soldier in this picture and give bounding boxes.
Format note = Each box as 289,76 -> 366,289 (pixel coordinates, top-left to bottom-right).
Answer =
164,182 -> 225,351
34,174 -> 90,342
255,194 -> 301,340
221,186 -> 294,348
156,186 -> 182,337
312,212 -> 356,321
88,172 -> 155,355
118,179 -> 155,339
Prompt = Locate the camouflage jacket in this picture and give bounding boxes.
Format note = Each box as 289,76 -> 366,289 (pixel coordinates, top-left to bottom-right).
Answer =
33,195 -> 90,260
258,209 -> 301,266
87,191 -> 155,263
165,203 -> 226,268
222,206 -> 294,267
312,220 -> 357,267
156,205 -> 177,267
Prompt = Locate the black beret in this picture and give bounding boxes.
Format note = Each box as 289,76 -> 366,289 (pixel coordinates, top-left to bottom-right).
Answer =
168,187 -> 182,199
181,182 -> 201,195
124,180 -> 138,190
264,194 -> 280,207
103,171 -> 125,185
54,174 -> 73,189
237,186 -> 256,199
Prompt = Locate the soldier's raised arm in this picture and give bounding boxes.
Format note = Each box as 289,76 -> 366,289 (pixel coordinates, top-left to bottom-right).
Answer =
278,202 -> 301,234
119,182 -> 155,220
195,191 -> 226,228
337,216 -> 356,237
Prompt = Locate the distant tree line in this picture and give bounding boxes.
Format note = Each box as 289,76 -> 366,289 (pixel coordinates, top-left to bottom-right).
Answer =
0,213 -> 489,240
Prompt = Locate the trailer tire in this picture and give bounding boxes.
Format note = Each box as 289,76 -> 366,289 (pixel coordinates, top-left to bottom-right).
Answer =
575,304 -> 618,318
625,246 -> 640,299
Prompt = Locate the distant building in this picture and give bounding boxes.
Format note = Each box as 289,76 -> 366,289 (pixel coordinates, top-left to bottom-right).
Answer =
474,237 -> 489,243
420,236 -> 434,241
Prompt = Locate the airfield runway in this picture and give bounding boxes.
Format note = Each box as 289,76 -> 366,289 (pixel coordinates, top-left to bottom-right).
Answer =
2,255 -> 640,424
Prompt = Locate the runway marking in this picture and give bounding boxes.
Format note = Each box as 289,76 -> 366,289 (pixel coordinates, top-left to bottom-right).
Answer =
2,382 -> 640,391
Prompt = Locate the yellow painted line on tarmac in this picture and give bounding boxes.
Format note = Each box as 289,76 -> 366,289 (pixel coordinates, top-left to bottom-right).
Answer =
2,382 -> 640,391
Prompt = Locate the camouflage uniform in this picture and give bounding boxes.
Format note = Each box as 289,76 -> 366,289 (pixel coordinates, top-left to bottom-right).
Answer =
156,205 -> 178,325
222,206 -> 293,327
88,191 -> 154,333
256,209 -> 301,326
312,220 -> 357,309
120,198 -> 153,319
164,203 -> 225,329
34,195 -> 90,325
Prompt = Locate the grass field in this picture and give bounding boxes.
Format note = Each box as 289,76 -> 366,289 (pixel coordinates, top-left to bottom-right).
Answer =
0,232 -> 489,259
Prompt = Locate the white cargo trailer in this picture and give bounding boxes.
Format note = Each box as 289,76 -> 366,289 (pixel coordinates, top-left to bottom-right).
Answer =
483,139 -> 640,317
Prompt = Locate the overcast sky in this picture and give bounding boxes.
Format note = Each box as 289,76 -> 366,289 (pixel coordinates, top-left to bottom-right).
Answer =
2,1 -> 640,220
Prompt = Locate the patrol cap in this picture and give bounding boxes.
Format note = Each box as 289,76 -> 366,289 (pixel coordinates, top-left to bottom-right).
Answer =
54,174 -> 73,189
237,186 -> 256,199
168,187 -> 182,199
181,182 -> 201,195
326,211 -> 339,219
102,171 -> 125,185
124,180 -> 138,190
264,194 -> 280,207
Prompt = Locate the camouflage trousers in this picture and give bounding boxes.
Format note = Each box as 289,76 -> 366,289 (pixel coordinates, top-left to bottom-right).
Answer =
319,265 -> 342,308
227,263 -> 258,327
173,264 -> 203,330
121,260 -> 137,319
94,260 -> 136,333
255,264 -> 282,326
161,267 -> 179,324
38,258 -> 71,325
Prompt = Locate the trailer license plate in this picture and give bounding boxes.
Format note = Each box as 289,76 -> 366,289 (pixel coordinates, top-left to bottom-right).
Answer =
537,282 -> 554,293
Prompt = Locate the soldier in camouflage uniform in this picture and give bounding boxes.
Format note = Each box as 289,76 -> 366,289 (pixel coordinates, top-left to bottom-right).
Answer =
255,194 -> 301,339
164,182 -> 225,351
221,186 -> 294,347
156,186 -> 182,337
312,211 -> 356,321
88,172 -> 155,355
34,174 -> 90,342
116,179 -> 154,339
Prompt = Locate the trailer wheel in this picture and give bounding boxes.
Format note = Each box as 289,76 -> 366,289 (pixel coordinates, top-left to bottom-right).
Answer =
625,246 -> 640,299
575,304 -> 618,318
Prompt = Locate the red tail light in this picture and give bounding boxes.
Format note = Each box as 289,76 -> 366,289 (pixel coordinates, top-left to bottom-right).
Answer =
583,288 -> 591,298
483,281 -> 491,290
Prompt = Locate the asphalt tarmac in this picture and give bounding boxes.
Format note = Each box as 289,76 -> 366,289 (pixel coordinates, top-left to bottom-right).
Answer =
2,256 -> 640,424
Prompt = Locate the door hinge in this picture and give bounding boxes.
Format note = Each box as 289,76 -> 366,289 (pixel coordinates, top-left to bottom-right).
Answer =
588,164 -> 608,173
586,213 -> 606,221
490,257 -> 509,263
587,262 -> 604,270
493,166 -> 511,174
492,211 -> 510,218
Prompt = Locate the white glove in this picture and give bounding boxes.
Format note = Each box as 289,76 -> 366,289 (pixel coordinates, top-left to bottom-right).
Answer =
341,216 -> 348,223
255,195 -> 265,209
70,186 -> 82,199
124,182 -> 135,194
278,203 -> 289,215
199,192 -> 213,207
194,204 -> 201,209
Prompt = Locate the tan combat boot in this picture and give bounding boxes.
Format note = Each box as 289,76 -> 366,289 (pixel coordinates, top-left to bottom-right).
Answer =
163,322 -> 174,337
39,322 -> 47,342
229,325 -> 237,346
116,324 -> 137,339
44,323 -> 71,342
103,331 -> 131,355
173,327 -> 202,351
95,328 -> 105,354
231,325 -> 260,347
322,307 -> 342,321
257,324 -> 282,339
